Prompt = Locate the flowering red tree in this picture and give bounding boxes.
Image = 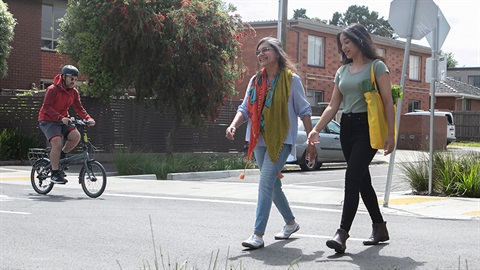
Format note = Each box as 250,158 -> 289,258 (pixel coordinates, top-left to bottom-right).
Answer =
59,0 -> 255,153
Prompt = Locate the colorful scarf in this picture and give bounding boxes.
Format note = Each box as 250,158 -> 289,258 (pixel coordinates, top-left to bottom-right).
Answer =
246,68 -> 292,163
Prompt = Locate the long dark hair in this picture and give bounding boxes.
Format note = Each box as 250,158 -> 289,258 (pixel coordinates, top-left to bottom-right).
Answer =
336,24 -> 384,65
256,37 -> 297,74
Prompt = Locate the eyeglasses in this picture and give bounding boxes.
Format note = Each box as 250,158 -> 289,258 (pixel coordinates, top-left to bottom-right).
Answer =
255,47 -> 272,56
67,76 -> 78,81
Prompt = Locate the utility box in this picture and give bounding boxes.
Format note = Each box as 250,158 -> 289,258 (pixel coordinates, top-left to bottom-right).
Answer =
397,115 -> 448,150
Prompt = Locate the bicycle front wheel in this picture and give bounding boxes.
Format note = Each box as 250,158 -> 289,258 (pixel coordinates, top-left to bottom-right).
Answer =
31,158 -> 54,195
79,160 -> 107,198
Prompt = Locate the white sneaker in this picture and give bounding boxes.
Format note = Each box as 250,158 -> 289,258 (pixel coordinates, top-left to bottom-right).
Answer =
242,234 -> 264,249
274,222 -> 300,240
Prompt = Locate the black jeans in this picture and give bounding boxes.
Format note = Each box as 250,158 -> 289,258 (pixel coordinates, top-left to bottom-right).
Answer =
339,112 -> 384,232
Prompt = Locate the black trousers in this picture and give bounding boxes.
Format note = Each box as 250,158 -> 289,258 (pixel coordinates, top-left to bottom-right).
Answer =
339,112 -> 384,232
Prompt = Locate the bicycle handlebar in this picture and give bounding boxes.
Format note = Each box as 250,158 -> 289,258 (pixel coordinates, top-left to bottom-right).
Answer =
69,117 -> 94,126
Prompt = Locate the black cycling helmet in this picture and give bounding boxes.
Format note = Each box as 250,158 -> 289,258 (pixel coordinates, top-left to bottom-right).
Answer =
61,65 -> 79,76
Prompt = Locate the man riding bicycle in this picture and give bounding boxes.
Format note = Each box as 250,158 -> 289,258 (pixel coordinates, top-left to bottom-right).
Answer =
38,65 -> 95,184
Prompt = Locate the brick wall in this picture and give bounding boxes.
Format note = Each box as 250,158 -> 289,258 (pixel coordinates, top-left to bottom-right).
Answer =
235,24 -> 431,116
397,115 -> 447,150
0,0 -> 42,90
0,0 -> 71,90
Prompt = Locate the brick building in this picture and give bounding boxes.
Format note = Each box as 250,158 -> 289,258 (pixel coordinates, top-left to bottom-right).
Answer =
239,19 -> 433,115
1,0 -> 70,91
1,1 -> 438,115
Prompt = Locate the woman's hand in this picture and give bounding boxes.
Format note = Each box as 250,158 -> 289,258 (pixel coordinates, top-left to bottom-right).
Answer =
383,135 -> 395,156
307,130 -> 319,146
225,126 -> 236,140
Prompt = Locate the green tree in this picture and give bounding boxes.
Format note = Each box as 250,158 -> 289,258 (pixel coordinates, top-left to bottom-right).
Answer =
293,8 -> 309,19
293,8 -> 327,24
441,51 -> 458,68
0,0 -> 16,79
58,0 -> 254,154
329,5 -> 395,38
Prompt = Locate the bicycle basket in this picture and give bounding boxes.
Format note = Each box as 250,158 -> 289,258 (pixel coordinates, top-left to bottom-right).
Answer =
28,148 -> 50,165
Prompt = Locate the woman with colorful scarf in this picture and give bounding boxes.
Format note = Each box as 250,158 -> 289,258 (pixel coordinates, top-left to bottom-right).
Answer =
225,37 -> 316,250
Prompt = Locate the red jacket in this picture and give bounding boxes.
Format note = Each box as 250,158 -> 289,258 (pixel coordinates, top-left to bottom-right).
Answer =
38,74 -> 94,122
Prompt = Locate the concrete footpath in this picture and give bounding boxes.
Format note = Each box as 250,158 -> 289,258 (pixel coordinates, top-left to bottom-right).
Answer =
1,147 -> 479,221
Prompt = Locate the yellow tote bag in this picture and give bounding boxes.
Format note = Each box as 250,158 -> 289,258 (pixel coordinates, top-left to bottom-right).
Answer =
364,61 -> 389,150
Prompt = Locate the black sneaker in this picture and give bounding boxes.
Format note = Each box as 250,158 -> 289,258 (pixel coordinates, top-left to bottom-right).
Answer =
51,172 -> 68,184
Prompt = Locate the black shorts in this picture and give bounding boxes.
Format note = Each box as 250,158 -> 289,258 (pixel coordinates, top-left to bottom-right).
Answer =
38,121 -> 76,141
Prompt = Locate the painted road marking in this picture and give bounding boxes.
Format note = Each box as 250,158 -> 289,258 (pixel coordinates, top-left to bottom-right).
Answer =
380,197 -> 446,205
464,210 -> 480,216
0,176 -> 29,181
0,210 -> 31,215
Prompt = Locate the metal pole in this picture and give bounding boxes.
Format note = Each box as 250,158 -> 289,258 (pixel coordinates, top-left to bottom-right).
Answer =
277,0 -> 288,50
383,0 -> 417,207
277,0 -> 282,40
428,12 -> 440,195
281,0 -> 288,50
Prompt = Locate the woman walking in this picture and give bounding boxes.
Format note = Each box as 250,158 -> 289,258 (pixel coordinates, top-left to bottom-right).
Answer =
226,37 -> 316,250
307,24 -> 395,253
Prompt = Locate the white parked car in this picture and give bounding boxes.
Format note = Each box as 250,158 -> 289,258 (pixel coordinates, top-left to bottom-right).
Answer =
290,116 -> 346,171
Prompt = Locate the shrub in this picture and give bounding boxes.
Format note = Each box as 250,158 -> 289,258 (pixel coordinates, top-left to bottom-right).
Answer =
0,129 -> 38,161
114,150 -> 254,180
400,151 -> 480,198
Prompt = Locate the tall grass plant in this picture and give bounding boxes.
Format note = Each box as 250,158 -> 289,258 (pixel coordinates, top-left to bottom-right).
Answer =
400,150 -> 480,198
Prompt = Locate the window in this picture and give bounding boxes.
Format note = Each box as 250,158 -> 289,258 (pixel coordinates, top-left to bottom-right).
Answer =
467,75 -> 480,87
314,91 -> 324,105
465,99 -> 472,111
376,48 -> 386,58
409,55 -> 421,81
308,35 -> 325,67
42,0 -> 68,50
408,100 -> 420,112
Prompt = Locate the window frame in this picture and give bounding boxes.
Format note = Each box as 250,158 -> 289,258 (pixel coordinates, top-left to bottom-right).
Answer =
41,0 -> 68,51
408,100 -> 421,112
467,75 -> 480,87
307,35 -> 325,67
409,55 -> 421,81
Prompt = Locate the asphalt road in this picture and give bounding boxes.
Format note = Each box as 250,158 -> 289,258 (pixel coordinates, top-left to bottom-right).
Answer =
1,162 -> 479,270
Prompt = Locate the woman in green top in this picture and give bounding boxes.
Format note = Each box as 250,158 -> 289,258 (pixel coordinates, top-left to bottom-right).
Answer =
307,24 -> 395,254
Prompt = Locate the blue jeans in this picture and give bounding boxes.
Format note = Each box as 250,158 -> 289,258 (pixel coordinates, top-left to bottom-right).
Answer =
253,144 -> 294,235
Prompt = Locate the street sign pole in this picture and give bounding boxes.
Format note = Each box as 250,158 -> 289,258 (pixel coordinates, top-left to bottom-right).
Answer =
383,0 -> 418,207
428,14 -> 440,194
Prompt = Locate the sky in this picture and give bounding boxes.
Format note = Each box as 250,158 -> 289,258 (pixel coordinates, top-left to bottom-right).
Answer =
224,0 -> 480,67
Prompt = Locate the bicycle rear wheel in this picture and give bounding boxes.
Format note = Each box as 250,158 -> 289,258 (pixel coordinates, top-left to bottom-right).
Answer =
31,158 -> 54,194
79,160 -> 107,198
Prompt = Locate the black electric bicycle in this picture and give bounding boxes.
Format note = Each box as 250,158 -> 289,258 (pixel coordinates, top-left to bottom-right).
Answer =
29,118 -> 107,198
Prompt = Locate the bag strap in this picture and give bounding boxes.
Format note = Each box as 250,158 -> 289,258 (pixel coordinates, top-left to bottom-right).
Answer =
370,59 -> 378,90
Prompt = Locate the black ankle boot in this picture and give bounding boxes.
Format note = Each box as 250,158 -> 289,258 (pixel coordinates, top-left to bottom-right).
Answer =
363,221 -> 389,245
326,228 -> 349,253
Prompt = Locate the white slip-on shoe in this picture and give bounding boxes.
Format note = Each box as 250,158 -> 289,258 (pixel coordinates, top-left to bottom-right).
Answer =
274,222 -> 300,240
241,234 -> 264,249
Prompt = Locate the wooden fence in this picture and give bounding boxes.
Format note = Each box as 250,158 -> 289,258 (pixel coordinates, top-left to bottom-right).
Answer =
453,111 -> 480,142
0,95 -> 478,156
0,95 -> 247,154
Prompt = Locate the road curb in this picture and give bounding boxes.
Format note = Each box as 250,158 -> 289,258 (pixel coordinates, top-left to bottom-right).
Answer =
167,169 -> 260,180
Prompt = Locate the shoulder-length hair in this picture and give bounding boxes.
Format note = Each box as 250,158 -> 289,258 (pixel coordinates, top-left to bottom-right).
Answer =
336,24 -> 384,65
256,37 -> 298,74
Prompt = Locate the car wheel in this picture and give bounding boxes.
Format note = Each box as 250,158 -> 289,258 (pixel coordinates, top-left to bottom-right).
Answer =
299,151 -> 322,171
